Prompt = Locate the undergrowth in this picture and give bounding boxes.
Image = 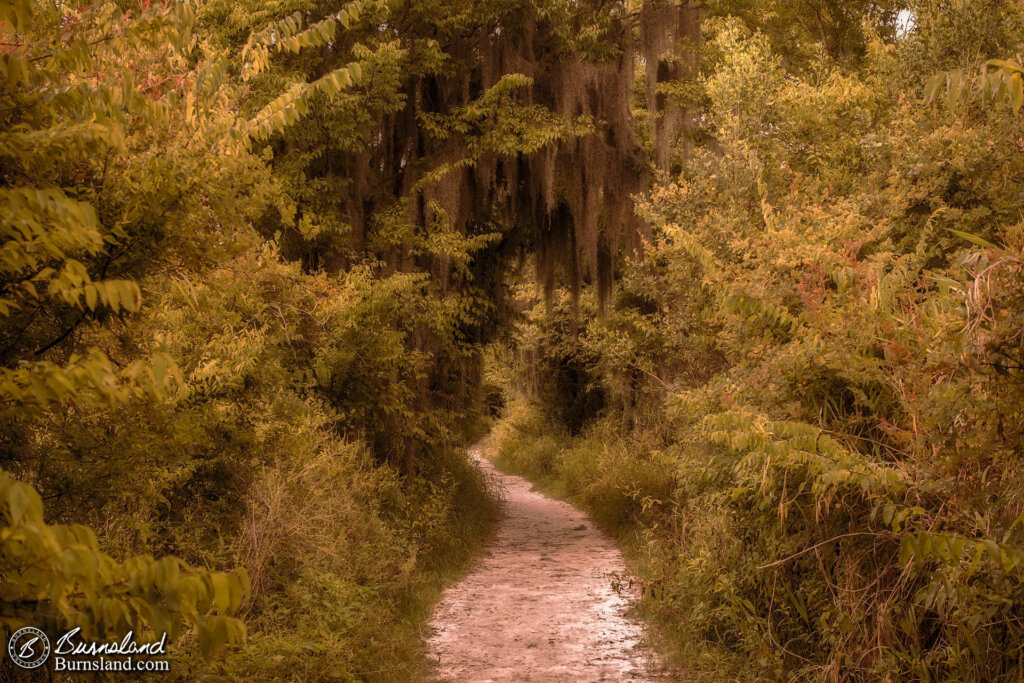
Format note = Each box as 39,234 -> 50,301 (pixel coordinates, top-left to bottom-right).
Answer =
490,401 -> 749,681
193,441 -> 498,682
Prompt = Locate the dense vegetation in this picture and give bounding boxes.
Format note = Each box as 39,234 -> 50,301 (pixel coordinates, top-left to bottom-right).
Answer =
1,0 -> 507,678
495,1 -> 1024,680
3,0 -> 1023,680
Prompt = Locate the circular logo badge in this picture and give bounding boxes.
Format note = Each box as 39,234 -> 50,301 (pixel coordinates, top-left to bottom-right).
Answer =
7,627 -> 50,670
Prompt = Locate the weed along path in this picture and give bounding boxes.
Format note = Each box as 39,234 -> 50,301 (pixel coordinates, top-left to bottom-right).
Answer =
426,447 -> 656,682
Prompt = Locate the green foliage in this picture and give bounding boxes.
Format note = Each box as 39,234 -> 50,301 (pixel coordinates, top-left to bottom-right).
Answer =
926,57 -> 1024,114
0,0 -> 260,664
0,349 -> 181,417
1,466 -> 247,656
0,1 -> 512,678
704,0 -> 904,67
499,6 -> 1024,680
3,0 -> 495,676
18,235 -> 498,678
10,0 -> 1024,678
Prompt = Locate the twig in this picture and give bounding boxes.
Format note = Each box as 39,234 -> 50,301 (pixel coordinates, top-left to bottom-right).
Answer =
756,532 -> 890,570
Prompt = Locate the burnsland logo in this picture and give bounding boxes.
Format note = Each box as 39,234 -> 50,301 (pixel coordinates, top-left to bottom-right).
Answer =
7,627 -> 170,673
7,627 -> 50,669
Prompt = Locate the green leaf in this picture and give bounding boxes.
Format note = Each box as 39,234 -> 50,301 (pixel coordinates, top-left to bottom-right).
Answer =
946,228 -> 997,249
7,481 -> 41,523
924,73 -> 944,104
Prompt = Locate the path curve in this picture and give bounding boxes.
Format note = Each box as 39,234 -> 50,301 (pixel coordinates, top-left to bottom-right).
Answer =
426,447 -> 655,682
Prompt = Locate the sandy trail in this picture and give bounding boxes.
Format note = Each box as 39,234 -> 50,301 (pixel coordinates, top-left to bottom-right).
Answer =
426,448 -> 655,682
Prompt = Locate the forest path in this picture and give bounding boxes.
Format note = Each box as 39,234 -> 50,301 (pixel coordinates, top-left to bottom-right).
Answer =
425,446 -> 656,682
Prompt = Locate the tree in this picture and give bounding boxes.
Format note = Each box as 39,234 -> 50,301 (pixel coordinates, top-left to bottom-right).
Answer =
1,0 -> 248,657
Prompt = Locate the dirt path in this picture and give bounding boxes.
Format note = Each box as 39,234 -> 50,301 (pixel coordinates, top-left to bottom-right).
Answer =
426,447 -> 656,682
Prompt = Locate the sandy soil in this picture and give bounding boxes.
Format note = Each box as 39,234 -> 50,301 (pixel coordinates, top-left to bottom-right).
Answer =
425,447 -> 656,682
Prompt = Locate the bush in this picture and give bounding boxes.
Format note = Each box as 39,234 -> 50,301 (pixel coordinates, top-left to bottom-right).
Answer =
498,12 -> 1024,679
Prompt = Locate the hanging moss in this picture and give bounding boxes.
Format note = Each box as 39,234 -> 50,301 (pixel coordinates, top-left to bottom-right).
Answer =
273,0 -> 701,312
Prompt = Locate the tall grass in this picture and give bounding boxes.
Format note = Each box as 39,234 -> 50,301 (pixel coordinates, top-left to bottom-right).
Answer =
490,400 -> 747,680
180,434 -> 498,681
